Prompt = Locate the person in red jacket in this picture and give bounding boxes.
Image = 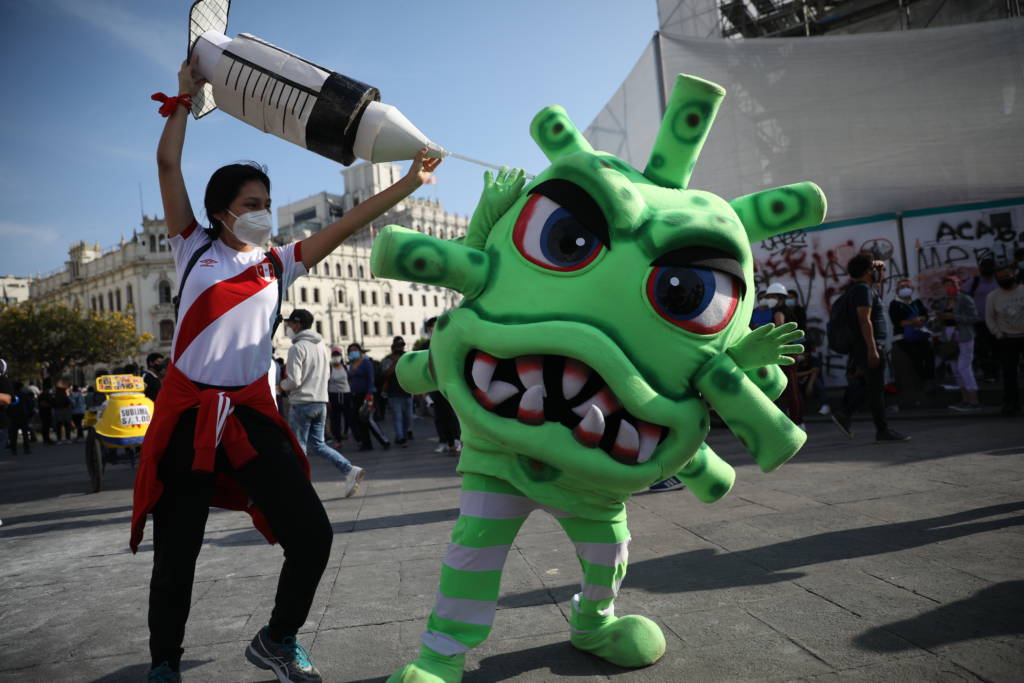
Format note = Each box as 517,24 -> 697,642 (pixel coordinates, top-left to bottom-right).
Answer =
137,56 -> 440,682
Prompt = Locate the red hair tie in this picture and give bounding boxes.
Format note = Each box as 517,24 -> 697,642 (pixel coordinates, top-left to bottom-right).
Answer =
151,92 -> 193,117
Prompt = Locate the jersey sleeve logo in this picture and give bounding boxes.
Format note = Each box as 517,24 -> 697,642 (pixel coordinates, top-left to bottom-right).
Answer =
199,258 -> 219,267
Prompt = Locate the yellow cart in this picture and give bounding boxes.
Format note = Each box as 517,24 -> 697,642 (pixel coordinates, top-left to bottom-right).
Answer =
83,374 -> 153,493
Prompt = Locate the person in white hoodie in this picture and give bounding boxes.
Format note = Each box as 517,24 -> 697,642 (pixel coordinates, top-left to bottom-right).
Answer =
280,309 -> 364,497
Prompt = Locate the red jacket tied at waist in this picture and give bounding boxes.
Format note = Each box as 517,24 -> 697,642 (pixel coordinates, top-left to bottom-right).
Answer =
130,362 -> 309,552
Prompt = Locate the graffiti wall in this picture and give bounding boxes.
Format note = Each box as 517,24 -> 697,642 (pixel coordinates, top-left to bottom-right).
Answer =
904,201 -> 1024,301
750,197 -> 1024,387
751,216 -> 902,385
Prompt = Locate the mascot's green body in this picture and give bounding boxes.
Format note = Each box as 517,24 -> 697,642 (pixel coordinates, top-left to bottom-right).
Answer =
371,74 -> 827,682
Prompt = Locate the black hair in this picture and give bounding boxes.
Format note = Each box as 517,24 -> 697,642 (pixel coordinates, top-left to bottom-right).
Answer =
146,352 -> 164,367
847,253 -> 874,279
347,342 -> 363,352
203,162 -> 271,239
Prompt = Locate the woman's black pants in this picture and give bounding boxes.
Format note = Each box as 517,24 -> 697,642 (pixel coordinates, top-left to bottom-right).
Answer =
148,406 -> 332,669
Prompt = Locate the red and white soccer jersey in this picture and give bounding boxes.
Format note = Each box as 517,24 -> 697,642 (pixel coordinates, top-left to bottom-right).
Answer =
170,221 -> 306,387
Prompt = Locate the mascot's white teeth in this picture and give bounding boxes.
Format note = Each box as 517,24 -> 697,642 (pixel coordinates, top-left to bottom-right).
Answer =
573,404 -> 605,448
472,351 -> 499,392
562,359 -> 590,400
473,380 -> 518,409
465,349 -> 669,466
517,384 -> 546,425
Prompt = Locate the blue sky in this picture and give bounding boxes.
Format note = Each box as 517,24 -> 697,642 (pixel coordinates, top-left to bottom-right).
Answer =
0,0 -> 656,277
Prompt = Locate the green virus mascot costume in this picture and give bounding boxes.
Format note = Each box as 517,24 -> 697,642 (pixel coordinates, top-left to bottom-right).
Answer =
371,74 -> 827,682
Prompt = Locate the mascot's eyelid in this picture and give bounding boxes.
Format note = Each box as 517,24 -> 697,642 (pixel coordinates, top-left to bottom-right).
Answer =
652,246 -> 746,293
527,178 -> 610,248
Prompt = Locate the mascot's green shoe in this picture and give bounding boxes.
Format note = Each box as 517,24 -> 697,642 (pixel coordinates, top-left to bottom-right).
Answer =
387,645 -> 465,683
570,615 -> 666,668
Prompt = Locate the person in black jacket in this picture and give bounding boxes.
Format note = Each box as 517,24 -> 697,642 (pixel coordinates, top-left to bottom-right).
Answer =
143,353 -> 165,403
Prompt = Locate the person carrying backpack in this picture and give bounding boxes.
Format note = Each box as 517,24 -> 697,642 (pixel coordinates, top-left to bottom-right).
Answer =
829,254 -> 909,443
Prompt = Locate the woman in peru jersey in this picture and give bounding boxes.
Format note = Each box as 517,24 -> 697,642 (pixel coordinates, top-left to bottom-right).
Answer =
134,56 -> 440,683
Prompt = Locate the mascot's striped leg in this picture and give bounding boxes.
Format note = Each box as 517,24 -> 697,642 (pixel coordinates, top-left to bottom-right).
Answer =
558,514 -> 666,668
388,474 -> 534,683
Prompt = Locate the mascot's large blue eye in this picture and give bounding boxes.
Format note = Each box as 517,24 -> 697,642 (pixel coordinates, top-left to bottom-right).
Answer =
646,265 -> 739,334
513,194 -> 603,271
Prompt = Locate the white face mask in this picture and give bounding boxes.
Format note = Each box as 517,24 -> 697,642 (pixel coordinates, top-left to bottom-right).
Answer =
898,287 -> 913,299
227,209 -> 273,246
758,298 -> 771,308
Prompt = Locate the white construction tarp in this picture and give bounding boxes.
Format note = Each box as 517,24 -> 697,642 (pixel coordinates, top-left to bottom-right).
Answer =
585,18 -> 1024,222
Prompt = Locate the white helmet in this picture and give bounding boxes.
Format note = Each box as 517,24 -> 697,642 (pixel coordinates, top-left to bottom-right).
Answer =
765,282 -> 788,296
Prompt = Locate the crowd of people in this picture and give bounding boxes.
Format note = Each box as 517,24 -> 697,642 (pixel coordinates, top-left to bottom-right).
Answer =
754,250 -> 1024,441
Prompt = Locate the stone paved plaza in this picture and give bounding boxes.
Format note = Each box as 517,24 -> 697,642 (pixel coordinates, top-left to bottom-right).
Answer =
1,412 -> 1021,682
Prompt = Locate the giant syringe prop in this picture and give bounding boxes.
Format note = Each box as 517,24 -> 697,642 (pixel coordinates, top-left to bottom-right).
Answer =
186,0 -> 528,174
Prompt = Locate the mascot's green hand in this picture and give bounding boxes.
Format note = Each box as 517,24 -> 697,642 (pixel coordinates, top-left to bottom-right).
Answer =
727,322 -> 804,370
465,167 -> 526,249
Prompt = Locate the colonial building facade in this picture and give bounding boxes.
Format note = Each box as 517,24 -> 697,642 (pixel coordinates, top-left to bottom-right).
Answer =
1,275 -> 33,305
28,161 -> 466,368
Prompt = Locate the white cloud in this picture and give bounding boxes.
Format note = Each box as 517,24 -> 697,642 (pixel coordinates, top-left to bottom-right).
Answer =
52,0 -> 181,72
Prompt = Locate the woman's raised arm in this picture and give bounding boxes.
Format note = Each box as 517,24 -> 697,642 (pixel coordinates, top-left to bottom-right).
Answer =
299,148 -> 441,269
156,56 -> 206,238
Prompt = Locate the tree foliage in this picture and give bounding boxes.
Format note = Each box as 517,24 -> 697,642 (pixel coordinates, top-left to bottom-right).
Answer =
0,301 -> 152,380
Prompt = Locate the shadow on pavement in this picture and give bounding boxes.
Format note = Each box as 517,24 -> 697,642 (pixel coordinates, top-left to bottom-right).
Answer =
0,504 -> 131,526
855,580 -> 1024,651
503,501 -> 1024,604
90,659 -> 210,682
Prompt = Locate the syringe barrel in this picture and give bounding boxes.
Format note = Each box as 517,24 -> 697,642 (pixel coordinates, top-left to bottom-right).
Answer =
193,30 -> 378,166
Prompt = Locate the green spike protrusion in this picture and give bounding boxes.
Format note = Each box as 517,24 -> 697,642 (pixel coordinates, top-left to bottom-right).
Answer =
730,182 -> 828,243
370,225 -> 490,299
644,74 -> 725,189
530,106 -> 594,162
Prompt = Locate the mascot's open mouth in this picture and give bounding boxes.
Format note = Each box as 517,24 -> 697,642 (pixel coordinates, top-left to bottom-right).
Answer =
464,350 -> 668,466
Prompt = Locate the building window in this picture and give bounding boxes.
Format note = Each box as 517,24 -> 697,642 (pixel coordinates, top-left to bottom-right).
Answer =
159,319 -> 174,341
283,287 -> 289,302
149,235 -> 156,252
360,291 -> 366,305
315,321 -> 322,334
401,322 -> 406,334
158,235 -> 167,252
98,296 -> 104,312
362,321 -> 368,336
358,265 -> 365,278
434,295 -> 438,307
373,321 -> 380,336
91,296 -> 97,310
115,289 -> 122,311
340,320 -> 348,337
313,288 -> 320,303
126,285 -> 133,306
384,292 -> 391,305
387,321 -> 393,336
371,291 -> 378,305
294,207 -> 317,223
337,289 -> 344,303
347,264 -> 353,277
335,263 -> 341,277
300,287 -> 308,303
422,295 -> 427,306
310,264 -> 317,275
158,281 -> 172,304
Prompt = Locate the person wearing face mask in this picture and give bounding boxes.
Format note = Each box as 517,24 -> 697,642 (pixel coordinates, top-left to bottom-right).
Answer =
346,343 -> 391,451
935,275 -> 982,412
750,290 -> 774,330
888,278 -> 933,391
136,56 -> 440,682
985,262 -> 1024,415
327,348 -> 351,446
381,337 -> 414,446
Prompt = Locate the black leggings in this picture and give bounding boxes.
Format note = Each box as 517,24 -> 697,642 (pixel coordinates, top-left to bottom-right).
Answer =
148,406 -> 332,668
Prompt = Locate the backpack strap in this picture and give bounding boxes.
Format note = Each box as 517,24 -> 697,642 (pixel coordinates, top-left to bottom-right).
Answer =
173,241 -> 213,321
267,248 -> 285,336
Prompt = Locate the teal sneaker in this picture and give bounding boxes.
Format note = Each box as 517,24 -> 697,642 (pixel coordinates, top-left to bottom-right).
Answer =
147,661 -> 181,682
245,626 -> 322,682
